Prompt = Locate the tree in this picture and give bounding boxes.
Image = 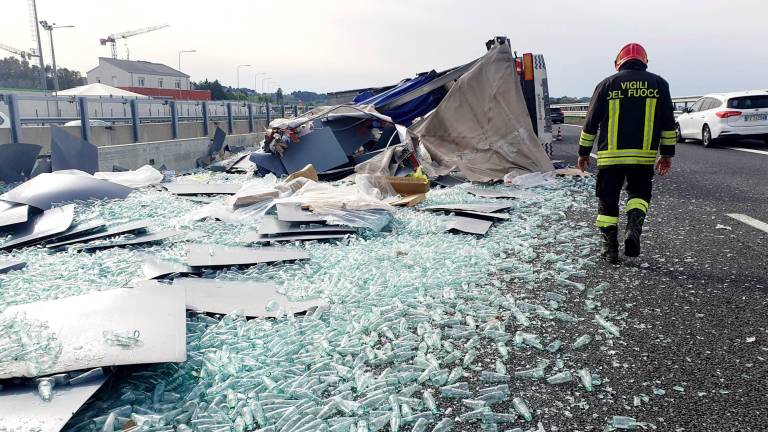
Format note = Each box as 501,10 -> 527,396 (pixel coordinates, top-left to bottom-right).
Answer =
290,90 -> 327,104
50,67 -> 84,90
193,79 -> 228,100
0,57 -> 41,89
0,56 -> 85,90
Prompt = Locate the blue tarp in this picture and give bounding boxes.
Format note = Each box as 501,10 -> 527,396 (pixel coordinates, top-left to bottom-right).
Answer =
355,72 -> 447,126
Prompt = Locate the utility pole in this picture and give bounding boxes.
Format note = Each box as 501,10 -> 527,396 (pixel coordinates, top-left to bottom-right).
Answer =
29,0 -> 47,90
40,21 -> 74,93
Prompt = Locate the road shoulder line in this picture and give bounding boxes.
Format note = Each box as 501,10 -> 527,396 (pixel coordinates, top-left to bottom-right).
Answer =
725,147 -> 768,156
726,213 -> 768,234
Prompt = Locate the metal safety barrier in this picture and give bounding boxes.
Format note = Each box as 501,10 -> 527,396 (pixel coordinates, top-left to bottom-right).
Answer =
0,93 -> 315,144
552,95 -> 703,118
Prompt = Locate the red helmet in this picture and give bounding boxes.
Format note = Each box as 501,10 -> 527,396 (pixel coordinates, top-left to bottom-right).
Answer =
615,43 -> 648,70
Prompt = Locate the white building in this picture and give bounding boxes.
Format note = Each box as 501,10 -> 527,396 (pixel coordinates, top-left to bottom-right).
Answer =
86,57 -> 190,91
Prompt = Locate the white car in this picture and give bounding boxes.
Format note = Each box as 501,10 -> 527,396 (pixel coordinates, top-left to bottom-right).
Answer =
676,91 -> 768,147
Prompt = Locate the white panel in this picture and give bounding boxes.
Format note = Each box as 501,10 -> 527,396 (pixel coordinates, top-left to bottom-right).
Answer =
0,284 -> 187,379
0,374 -> 107,432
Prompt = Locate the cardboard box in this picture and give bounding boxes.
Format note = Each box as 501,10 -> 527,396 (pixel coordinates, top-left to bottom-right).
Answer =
386,176 -> 430,196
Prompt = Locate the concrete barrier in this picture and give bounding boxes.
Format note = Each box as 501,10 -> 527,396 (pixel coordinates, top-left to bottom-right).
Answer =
0,119 -> 266,154
97,132 -> 263,172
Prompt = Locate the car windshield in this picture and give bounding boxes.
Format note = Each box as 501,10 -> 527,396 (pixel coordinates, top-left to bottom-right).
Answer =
550,108 -> 562,113
727,95 -> 768,109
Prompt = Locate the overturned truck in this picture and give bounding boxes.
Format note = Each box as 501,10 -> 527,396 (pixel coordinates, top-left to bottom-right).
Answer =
250,36 -> 554,183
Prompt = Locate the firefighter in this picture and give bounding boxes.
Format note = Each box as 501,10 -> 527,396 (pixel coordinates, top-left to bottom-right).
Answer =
577,43 -> 676,263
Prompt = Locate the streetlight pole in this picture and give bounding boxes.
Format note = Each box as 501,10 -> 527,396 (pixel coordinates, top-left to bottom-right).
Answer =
178,49 -> 196,72
39,21 -> 73,93
262,77 -> 273,95
30,0 -> 47,90
236,64 -> 251,91
254,72 -> 266,96
177,50 -> 196,99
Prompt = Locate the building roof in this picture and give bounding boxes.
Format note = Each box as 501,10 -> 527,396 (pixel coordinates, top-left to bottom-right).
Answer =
93,57 -> 189,78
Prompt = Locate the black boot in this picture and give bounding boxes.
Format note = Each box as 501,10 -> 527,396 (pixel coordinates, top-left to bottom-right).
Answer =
624,209 -> 646,257
599,226 -> 619,264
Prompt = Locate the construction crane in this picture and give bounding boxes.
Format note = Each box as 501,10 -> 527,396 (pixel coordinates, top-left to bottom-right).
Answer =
0,43 -> 35,60
99,24 -> 169,60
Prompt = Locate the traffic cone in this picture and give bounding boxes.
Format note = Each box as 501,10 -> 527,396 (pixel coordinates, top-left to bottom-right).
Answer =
555,127 -> 563,141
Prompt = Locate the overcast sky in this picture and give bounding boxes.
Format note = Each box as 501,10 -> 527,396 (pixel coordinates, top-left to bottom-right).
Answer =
4,0 -> 767,96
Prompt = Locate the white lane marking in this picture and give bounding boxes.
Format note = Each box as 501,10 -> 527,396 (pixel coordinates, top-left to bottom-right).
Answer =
562,124 -> 583,128
726,147 -> 768,156
726,213 -> 768,234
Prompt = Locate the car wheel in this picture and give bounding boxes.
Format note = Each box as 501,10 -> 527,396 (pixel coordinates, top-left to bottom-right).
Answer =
675,124 -> 684,143
702,125 -> 716,148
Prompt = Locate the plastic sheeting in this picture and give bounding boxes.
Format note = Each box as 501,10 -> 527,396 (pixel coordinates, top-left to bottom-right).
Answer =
410,42 -> 553,182
355,72 -> 447,126
93,165 -> 164,189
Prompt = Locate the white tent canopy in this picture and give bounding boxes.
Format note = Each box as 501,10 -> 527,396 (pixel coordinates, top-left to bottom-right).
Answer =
54,83 -> 148,98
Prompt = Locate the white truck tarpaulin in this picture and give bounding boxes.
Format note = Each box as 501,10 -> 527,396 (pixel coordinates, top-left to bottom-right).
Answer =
410,42 -> 553,182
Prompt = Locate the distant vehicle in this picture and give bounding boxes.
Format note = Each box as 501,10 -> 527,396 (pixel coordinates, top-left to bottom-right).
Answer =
550,107 -> 565,124
0,112 -> 9,129
64,119 -> 112,128
676,91 -> 768,147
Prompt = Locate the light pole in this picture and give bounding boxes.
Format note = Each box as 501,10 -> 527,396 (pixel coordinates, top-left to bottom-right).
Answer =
177,50 -> 196,99
178,49 -> 196,72
268,82 -> 280,103
39,21 -> 74,93
254,72 -> 265,96
236,64 -> 251,91
261,77 -> 271,95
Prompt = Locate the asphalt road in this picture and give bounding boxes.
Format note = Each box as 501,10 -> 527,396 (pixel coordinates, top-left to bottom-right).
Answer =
543,124 -> 768,431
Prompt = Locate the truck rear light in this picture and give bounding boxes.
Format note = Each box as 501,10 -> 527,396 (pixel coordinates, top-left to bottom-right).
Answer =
715,110 -> 741,118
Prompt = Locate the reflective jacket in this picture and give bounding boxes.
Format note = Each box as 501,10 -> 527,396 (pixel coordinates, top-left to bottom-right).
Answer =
578,63 -> 676,167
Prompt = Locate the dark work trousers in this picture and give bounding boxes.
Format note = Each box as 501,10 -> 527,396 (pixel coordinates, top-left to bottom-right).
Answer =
595,166 -> 654,227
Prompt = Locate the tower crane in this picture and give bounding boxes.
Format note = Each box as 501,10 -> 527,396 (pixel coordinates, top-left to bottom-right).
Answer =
0,43 -> 37,61
99,24 -> 169,60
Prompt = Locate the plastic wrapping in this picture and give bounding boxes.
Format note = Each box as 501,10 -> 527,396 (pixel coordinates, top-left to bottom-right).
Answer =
275,179 -> 393,212
354,174 -> 398,201
173,200 -> 274,226
93,165 -> 164,189
504,171 -> 556,188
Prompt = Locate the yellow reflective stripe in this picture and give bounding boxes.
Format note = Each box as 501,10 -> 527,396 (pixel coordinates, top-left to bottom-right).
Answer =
597,157 -> 656,166
661,130 -> 676,138
607,99 -> 620,151
642,98 -> 657,151
597,149 -> 657,157
660,138 -> 676,145
596,214 -> 619,228
625,198 -> 649,213
579,131 -> 596,147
